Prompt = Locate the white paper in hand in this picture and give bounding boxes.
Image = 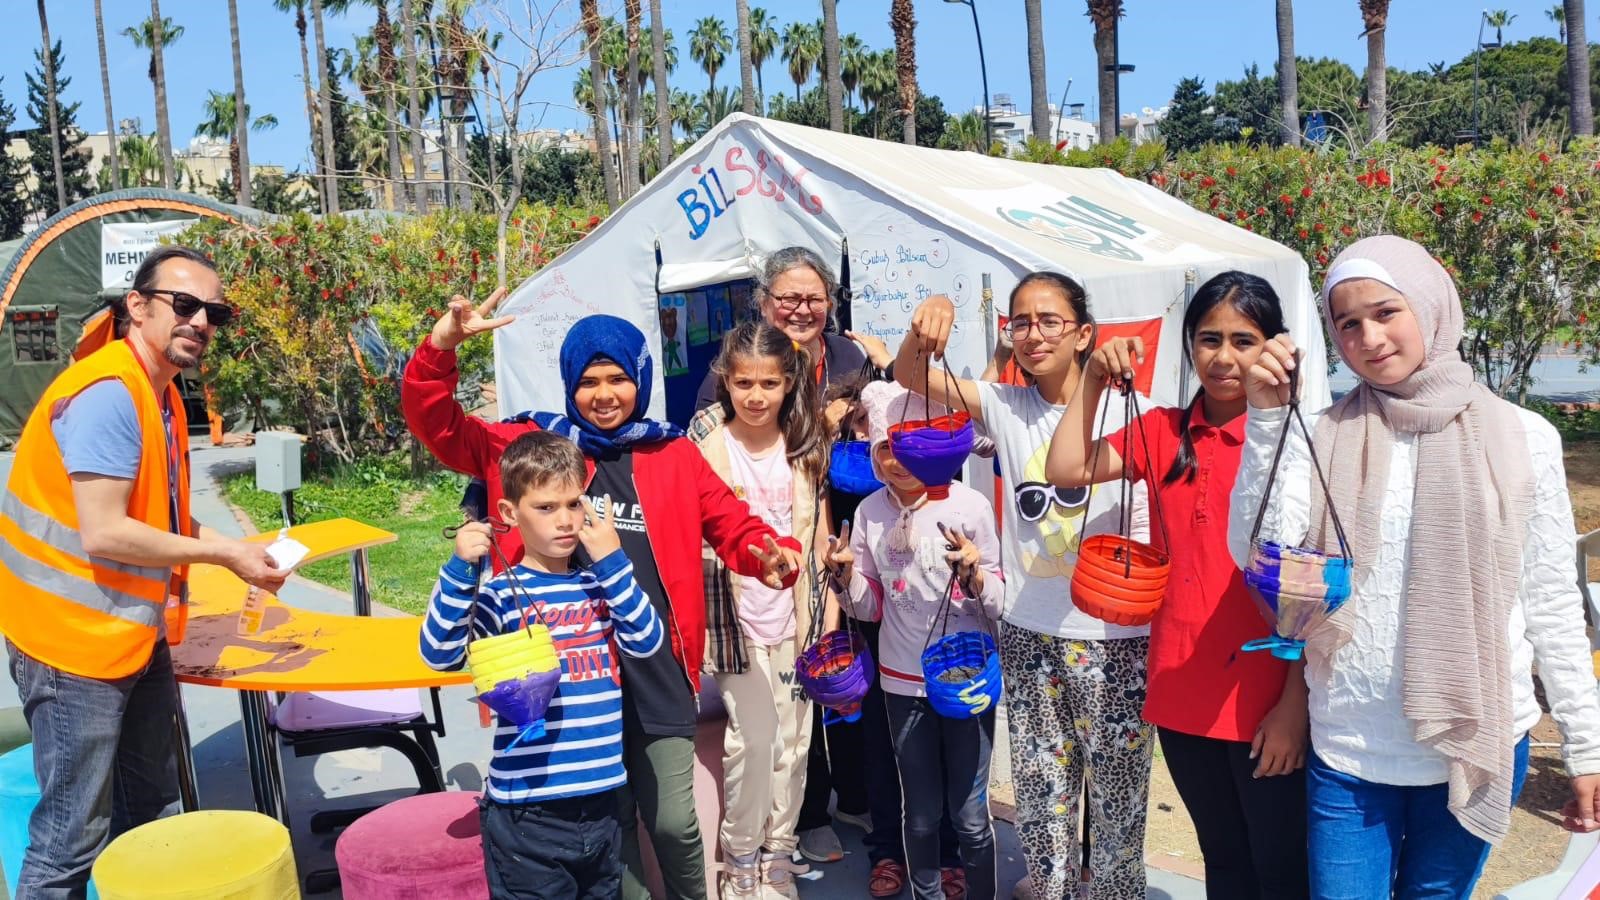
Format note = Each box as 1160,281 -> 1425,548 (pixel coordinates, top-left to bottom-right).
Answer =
266,537 -> 310,571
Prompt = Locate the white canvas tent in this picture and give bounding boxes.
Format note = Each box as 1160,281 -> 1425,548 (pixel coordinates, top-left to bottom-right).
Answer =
495,114 -> 1329,423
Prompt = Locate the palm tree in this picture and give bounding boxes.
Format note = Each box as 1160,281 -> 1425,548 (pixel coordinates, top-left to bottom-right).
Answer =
1025,0 -> 1049,142
195,91 -> 277,196
582,0 -> 620,209
1086,0 -> 1122,144
353,1 -> 406,212
822,0 -> 843,130
98,133 -> 163,190
859,48 -> 896,138
1484,9 -> 1516,44
1277,0 -> 1300,146
941,111 -> 986,152
272,0 -> 325,209
93,0 -> 120,188
735,0 -> 755,116
689,16 -> 732,98
1358,0 -> 1389,142
782,21 -> 820,102
1548,3 -> 1566,42
399,0 -> 429,212
840,33 -> 866,112
35,1 -> 66,211
749,8 -> 778,114
650,0 -> 672,168
697,86 -> 742,133
624,0 -> 642,197
670,88 -> 706,140
123,9 -> 182,189
226,0 -> 254,206
1565,0 -> 1592,134
890,0 -> 917,145
311,0 -> 340,212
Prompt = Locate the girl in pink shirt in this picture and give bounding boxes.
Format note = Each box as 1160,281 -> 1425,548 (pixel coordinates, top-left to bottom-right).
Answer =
688,322 -> 836,899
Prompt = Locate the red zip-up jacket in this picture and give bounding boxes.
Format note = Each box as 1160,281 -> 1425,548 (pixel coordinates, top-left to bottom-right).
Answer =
402,337 -> 799,690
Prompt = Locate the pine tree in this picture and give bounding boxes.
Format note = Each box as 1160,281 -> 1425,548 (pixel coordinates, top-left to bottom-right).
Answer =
311,54 -> 366,210
0,78 -> 31,238
1163,76 -> 1216,153
25,41 -> 91,217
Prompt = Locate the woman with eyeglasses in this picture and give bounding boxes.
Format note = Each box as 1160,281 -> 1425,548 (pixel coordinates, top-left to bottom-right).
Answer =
1045,272 -> 1310,900
693,247 -> 868,414
898,275 -> 1153,900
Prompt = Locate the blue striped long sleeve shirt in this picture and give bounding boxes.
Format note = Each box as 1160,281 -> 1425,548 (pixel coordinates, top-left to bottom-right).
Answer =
419,547 -> 663,804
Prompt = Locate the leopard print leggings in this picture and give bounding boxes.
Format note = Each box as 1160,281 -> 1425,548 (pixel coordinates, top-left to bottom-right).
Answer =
1001,625 -> 1153,900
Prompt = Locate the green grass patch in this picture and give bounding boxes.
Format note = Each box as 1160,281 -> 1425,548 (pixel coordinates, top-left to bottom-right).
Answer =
222,456 -> 467,615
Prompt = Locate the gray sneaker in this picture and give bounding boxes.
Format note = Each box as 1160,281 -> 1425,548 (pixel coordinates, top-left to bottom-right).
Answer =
797,825 -> 844,863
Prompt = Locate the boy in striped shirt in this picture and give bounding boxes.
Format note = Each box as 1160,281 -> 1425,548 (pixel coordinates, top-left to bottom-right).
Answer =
421,431 -> 664,898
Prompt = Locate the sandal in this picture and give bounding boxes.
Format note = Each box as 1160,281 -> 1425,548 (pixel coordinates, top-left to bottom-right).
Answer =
941,867 -> 968,900
869,858 -> 907,898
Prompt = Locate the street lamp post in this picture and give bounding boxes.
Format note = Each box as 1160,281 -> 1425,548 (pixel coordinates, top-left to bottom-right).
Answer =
1469,9 -> 1501,146
944,0 -> 991,152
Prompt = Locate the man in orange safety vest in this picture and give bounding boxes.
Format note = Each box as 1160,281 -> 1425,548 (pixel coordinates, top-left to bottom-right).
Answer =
0,245 -> 287,897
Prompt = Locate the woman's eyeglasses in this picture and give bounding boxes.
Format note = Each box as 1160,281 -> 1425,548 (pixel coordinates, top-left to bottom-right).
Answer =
142,289 -> 235,327
769,293 -> 830,313
1005,315 -> 1077,341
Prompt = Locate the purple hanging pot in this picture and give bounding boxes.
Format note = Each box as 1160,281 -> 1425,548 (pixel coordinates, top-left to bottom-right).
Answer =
888,412 -> 974,492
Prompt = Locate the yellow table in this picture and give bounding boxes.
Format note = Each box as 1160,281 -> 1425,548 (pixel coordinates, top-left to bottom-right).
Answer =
171,519 -> 470,823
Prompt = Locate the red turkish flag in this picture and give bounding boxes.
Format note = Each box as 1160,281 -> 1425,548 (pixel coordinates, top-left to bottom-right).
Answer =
1092,317 -> 1164,397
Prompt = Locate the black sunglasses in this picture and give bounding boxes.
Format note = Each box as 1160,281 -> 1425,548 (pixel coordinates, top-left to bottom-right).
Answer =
141,289 -> 235,327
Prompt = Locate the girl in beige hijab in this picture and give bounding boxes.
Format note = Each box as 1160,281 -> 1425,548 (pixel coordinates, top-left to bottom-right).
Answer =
1226,235 -> 1600,896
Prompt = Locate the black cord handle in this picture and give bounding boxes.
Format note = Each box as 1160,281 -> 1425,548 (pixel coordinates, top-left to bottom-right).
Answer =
1246,357 -> 1353,561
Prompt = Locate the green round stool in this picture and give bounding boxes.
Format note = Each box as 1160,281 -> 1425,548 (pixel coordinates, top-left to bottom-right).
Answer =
92,810 -> 299,899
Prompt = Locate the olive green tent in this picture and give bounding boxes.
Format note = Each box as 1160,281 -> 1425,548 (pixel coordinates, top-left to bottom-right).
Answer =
0,189 -> 259,445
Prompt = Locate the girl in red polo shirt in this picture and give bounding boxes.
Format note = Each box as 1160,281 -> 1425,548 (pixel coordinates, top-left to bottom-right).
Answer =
1044,271 -> 1309,899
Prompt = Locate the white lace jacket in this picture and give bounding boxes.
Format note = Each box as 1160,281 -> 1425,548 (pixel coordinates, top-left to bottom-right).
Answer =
1226,402 -> 1600,785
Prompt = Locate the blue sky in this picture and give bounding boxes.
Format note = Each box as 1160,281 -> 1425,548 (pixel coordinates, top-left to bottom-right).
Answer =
2,0 -> 1576,172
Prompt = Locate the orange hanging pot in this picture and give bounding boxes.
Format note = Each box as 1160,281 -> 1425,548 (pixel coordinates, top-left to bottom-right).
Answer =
1066,379 -> 1173,627
1070,534 -> 1170,626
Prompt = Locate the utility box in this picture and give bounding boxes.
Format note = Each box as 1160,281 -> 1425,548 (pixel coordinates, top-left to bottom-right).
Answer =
254,432 -> 304,495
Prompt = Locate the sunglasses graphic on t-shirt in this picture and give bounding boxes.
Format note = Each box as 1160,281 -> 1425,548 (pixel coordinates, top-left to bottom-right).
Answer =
1014,482 -> 1088,524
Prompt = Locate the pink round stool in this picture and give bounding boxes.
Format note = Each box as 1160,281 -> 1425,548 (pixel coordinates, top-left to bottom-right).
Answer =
335,791 -> 490,899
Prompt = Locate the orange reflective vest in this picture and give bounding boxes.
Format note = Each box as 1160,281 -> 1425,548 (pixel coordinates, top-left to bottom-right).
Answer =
0,339 -> 191,679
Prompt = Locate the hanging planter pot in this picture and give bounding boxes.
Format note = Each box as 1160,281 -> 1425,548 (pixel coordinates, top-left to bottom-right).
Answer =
888,412 -> 974,491
887,358 -> 977,497
447,518 -> 565,744
1068,382 -> 1173,627
922,631 -> 1003,719
830,440 -> 884,496
467,624 -> 562,741
795,629 -> 875,724
1240,365 -> 1355,661
1070,534 -> 1170,626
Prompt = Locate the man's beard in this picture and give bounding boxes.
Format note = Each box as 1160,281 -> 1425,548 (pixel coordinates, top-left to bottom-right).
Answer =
164,326 -> 208,369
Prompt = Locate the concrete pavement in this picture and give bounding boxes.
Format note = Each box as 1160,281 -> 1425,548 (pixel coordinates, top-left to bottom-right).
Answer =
0,445 -> 1203,898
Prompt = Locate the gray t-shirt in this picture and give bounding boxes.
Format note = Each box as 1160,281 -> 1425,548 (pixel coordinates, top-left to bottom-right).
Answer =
973,381 -> 1149,640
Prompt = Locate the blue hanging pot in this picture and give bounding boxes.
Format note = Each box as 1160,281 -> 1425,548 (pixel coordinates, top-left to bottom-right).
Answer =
829,440 -> 884,496
921,630 -> 1002,719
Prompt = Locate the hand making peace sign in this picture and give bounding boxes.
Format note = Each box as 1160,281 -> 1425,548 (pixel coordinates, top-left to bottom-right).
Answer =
429,287 -> 516,352
747,534 -> 804,590
939,521 -> 984,599
822,520 -> 855,590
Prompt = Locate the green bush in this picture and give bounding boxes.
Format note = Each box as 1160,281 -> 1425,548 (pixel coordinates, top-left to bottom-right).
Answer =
186,202 -> 604,463
1039,138 -> 1600,401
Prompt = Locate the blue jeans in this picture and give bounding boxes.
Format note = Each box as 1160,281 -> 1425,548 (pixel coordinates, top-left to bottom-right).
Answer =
7,639 -> 181,900
1307,734 -> 1530,899
885,693 -> 997,900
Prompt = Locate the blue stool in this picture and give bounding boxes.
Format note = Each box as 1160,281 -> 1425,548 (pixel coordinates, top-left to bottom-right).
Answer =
0,743 -> 98,899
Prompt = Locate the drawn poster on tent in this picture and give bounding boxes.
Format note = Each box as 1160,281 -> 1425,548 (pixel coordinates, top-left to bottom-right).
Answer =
686,291 -> 710,346
658,293 -> 689,376
849,220 -> 995,378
